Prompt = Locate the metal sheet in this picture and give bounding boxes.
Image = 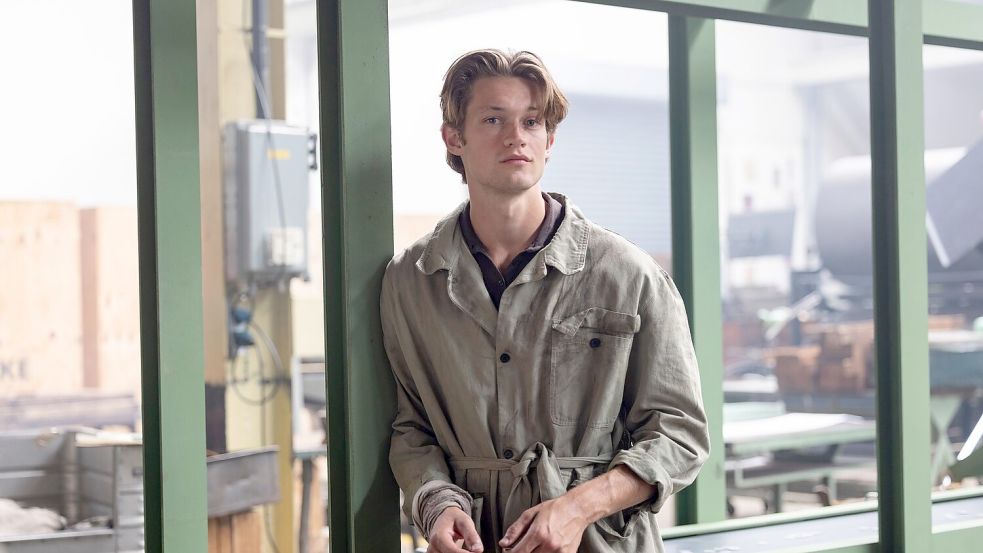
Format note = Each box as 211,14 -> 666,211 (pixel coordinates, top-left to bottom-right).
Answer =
927,139 -> 983,268
0,394 -> 138,432
205,447 -> 280,518
0,529 -> 115,553
815,150 -> 983,283
0,471 -> 62,501
0,431 -> 68,470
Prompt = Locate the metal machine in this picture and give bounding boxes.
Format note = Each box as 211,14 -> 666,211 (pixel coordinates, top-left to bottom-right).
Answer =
810,141 -> 983,316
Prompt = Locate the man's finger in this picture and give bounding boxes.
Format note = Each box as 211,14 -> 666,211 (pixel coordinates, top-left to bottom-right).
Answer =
454,517 -> 484,552
428,533 -> 473,553
504,521 -> 544,553
499,508 -> 536,548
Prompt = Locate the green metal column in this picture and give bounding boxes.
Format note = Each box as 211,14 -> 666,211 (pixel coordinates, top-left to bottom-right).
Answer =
316,1 -> 399,552
668,14 -> 727,525
132,0 -> 208,551
868,0 -> 932,551
923,0 -> 983,49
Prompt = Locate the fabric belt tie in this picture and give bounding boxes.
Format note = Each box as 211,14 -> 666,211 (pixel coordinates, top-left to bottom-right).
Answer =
449,442 -> 613,537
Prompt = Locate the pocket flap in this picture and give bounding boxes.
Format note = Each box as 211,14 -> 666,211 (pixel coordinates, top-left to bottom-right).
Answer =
552,307 -> 641,336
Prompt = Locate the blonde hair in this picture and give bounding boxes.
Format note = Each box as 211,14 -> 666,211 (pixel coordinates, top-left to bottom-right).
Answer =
440,49 -> 569,182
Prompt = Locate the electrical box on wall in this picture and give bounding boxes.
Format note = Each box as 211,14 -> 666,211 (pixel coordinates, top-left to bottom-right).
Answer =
223,120 -> 315,287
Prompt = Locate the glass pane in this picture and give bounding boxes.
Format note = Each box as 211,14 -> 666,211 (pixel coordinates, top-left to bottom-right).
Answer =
0,0 -> 145,547
923,44 -> 983,503
205,0 -> 330,550
284,8 -> 331,545
717,21 -> 878,520
388,1 -> 672,268
387,0 -> 674,544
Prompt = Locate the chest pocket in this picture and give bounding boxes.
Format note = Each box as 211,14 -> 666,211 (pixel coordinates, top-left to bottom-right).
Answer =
550,307 -> 641,429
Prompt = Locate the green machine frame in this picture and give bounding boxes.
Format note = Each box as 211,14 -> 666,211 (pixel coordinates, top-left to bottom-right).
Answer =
131,0 -> 983,551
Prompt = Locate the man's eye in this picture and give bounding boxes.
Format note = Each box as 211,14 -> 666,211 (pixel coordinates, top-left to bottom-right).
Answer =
485,117 -> 500,124
525,118 -> 541,127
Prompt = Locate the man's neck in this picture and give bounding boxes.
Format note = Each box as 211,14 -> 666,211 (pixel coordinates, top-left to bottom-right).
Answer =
466,185 -> 546,273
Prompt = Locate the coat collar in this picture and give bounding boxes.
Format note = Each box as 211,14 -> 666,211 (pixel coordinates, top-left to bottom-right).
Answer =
415,192 -> 590,277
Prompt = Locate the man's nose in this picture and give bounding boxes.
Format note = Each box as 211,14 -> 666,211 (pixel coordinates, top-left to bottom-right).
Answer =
503,121 -> 526,147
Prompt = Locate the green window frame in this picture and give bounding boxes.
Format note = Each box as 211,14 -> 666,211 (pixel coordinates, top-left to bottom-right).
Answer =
132,0 -> 983,551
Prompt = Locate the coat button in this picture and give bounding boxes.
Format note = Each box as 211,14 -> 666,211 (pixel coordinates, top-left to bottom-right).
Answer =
500,352 -> 511,363
503,449 -> 514,460
590,338 -> 602,348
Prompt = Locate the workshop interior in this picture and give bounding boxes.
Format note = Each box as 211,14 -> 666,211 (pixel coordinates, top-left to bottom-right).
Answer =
1,1 -> 983,552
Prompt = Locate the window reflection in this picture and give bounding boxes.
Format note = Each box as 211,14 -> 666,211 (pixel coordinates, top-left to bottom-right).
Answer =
923,44 -> 983,494
717,21 -> 879,518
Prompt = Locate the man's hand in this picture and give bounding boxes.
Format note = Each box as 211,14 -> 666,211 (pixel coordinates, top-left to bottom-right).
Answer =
498,496 -> 589,553
499,465 -> 656,552
428,506 -> 484,553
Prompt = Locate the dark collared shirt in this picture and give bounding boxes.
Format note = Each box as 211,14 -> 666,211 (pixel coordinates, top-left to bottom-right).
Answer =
458,193 -> 564,309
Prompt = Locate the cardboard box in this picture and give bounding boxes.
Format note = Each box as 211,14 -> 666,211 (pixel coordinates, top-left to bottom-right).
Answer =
817,357 -> 867,393
815,322 -> 875,392
928,314 -> 966,331
771,345 -> 821,393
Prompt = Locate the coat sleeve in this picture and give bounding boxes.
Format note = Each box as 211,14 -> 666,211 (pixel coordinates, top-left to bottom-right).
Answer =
608,266 -> 710,513
381,263 -> 468,522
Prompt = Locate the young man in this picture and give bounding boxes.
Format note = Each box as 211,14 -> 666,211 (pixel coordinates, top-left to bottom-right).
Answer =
382,49 -> 709,553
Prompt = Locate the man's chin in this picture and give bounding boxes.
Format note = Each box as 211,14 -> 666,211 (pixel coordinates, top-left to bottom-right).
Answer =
472,178 -> 541,195
498,182 -> 542,196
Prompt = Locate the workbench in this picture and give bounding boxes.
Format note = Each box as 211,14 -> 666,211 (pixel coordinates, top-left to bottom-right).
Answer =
724,411 -> 877,512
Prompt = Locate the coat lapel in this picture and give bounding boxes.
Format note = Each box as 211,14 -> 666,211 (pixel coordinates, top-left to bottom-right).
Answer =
416,202 -> 498,337
413,193 -> 591,338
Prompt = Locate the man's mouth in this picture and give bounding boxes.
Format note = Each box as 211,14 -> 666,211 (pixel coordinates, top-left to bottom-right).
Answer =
502,155 -> 531,164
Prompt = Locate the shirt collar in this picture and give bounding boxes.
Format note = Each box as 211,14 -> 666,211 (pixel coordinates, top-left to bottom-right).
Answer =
458,192 -> 563,256
416,192 -> 589,276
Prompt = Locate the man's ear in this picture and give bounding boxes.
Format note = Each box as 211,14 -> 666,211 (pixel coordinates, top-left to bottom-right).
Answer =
441,124 -> 464,156
546,132 -> 556,159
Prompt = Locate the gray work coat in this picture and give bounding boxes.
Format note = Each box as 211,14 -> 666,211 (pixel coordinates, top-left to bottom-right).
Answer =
382,193 -> 709,552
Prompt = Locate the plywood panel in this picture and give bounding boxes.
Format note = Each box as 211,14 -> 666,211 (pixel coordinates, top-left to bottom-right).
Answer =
0,202 -> 82,395
197,0 -> 228,386
80,207 -> 141,401
208,509 -> 262,553
80,209 -> 99,388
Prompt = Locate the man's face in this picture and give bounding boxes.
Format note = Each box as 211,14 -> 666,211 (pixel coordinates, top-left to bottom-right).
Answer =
442,76 -> 555,195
